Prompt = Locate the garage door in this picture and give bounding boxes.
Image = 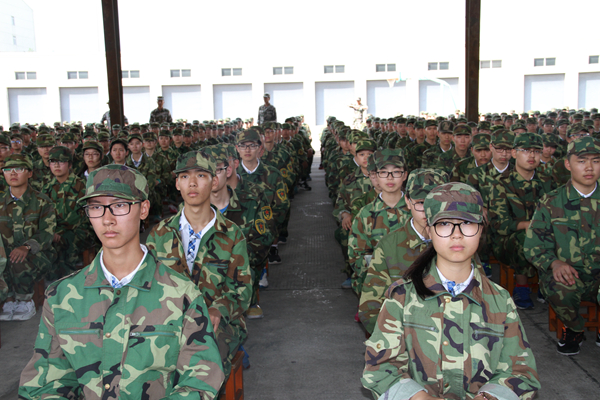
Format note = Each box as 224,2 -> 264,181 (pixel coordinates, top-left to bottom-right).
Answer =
578,72 -> 600,110
123,86 -> 151,123
367,80 -> 407,117
419,78 -> 459,116
524,74 -> 565,112
60,87 -> 99,123
264,82 -> 304,122
8,88 -> 49,124
213,84 -> 253,120
315,81 -> 355,126
162,85 -> 201,121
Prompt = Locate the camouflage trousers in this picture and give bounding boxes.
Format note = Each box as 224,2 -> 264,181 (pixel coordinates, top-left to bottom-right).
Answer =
0,256 -> 7,303
540,269 -> 600,332
249,263 -> 264,306
279,207 -> 291,239
3,249 -> 53,300
216,321 -> 246,381
494,230 -> 537,277
334,225 -> 352,277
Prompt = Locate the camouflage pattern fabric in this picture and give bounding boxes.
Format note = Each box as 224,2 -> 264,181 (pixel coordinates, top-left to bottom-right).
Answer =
0,234 -> 8,303
450,156 -> 478,183
42,173 -> 88,279
0,185 -> 56,299
348,195 -> 410,294
145,207 -> 251,378
525,181 -> 600,331
257,104 -> 277,125
420,144 -> 449,169
435,148 -> 471,174
550,157 -> 570,187
19,251 -> 224,400
358,216 -> 429,334
31,158 -> 53,192
466,161 -> 513,207
149,107 -> 173,124
350,188 -> 378,218
125,154 -> 159,216
362,257 -> 540,400
404,140 -> 434,172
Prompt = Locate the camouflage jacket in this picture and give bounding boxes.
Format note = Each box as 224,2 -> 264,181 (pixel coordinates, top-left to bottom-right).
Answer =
358,217 -> 429,334
149,107 -> 173,123
348,194 -> 410,283
126,154 -> 157,190
538,158 -> 556,176
405,140 -> 434,172
237,161 -> 289,232
350,188 -> 378,218
436,148 -> 470,174
333,166 -> 372,221
450,156 -> 479,183
147,151 -> 172,187
157,146 -> 180,170
525,181 -> 600,274
0,185 -> 56,254
489,169 -> 554,237
550,157 -> 570,187
257,104 -> 277,124
146,207 -> 251,331
31,159 -> 53,192
19,250 -> 224,400
261,147 -> 295,193
362,258 -> 540,400
0,229 -> 8,302
466,161 -> 513,207
222,186 -> 274,269
41,173 -> 87,239
421,144 -> 452,169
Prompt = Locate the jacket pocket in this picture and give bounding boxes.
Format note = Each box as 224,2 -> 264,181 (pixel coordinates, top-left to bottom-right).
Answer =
55,322 -> 104,375
127,324 -> 181,372
470,322 -> 504,377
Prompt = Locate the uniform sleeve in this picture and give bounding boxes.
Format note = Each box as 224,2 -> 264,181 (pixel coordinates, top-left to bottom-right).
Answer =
26,198 -> 56,254
209,232 -> 251,325
348,213 -> 369,278
362,294 -> 424,399
489,180 -> 518,236
524,197 -> 557,273
167,292 -> 225,400
478,297 -> 540,400
358,244 -> 394,335
19,298 -> 81,399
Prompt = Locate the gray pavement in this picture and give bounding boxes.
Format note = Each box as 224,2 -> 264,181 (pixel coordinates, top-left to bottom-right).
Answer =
2,157 -> 600,399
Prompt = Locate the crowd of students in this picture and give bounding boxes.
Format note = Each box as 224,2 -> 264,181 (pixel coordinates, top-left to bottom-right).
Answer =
322,108 -> 600,399
0,114 -> 314,399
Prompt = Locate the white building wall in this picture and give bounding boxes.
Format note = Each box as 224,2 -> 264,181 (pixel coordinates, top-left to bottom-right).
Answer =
0,0 -> 36,52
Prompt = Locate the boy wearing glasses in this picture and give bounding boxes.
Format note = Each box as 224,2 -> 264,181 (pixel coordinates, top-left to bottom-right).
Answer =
10,132 -> 24,154
349,149 -> 409,295
0,154 -> 56,321
19,164 -> 224,399
42,146 -> 87,280
146,151 -> 251,381
489,133 -> 555,309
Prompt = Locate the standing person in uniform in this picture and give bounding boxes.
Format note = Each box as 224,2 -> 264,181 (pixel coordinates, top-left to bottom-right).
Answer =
257,93 -> 277,125
19,164 -> 224,400
349,98 -> 368,129
149,96 -> 173,124
362,182 -> 540,400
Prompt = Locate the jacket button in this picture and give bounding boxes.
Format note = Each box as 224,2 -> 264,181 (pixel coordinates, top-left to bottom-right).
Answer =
445,383 -> 449,388
104,384 -> 110,390
105,333 -> 111,338
376,344 -> 381,349
443,341 -> 449,346
116,290 -> 121,295
445,297 -> 451,303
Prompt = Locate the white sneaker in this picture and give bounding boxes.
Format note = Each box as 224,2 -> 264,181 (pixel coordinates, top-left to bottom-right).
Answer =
0,301 -> 17,321
12,300 -> 36,321
259,274 -> 269,289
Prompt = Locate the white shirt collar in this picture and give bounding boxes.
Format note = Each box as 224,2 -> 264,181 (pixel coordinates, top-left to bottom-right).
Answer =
436,265 -> 474,297
241,159 -> 260,174
100,244 -> 148,288
492,159 -> 510,173
573,183 -> 597,198
410,218 -> 428,242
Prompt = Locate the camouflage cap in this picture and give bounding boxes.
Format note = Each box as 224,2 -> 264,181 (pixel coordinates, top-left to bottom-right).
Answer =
573,113 -> 584,120
109,138 -> 128,151
438,120 -> 455,133
142,132 -> 157,141
414,121 -> 425,129
366,153 -> 377,173
355,139 -> 377,153
543,133 -> 560,148
49,146 -> 73,163
36,134 -> 55,147
183,129 -> 193,137
4,154 -> 33,170
567,123 -> 589,137
0,134 -> 10,147
525,117 -> 537,125
174,150 -> 216,176
112,124 -> 121,130
127,133 -> 143,143
236,129 -> 261,144
159,129 -> 172,138
584,120 -> 594,128
82,140 -> 104,155
79,164 -> 148,204
491,129 -> 515,147
349,130 -> 369,144
567,137 -> 600,158
510,123 -> 526,131
374,148 -> 405,170
82,131 -> 97,139
202,145 -> 229,166
406,168 -> 449,200
281,123 -> 292,130
61,132 -> 76,142
97,131 -> 110,141
471,133 -> 491,150
514,132 -> 543,149
592,113 -> 600,121
20,127 -> 31,135
453,125 -> 472,135
543,119 -> 555,126
424,182 -> 484,225
425,120 -> 438,128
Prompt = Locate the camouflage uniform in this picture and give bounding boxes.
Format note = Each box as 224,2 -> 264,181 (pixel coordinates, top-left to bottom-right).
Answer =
149,107 -> 173,124
0,229 -> 8,303
126,136 -> 159,217
19,251 -> 224,400
362,261 -> 540,400
349,100 -> 368,129
0,155 -> 56,300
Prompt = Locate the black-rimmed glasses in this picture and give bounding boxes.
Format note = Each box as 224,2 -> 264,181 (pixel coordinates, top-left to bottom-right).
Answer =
83,201 -> 141,218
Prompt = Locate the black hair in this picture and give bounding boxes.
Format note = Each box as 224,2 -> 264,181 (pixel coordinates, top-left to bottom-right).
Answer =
403,244 -> 436,299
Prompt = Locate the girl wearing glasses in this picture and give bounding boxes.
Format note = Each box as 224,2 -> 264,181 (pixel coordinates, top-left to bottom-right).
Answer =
362,182 -> 539,400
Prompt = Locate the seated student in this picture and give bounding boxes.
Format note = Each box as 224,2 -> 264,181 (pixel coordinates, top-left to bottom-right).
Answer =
358,168 -> 448,334
362,182 -> 540,400
110,138 -> 129,165
0,154 -> 56,321
525,136 -> 600,356
80,140 -> 105,179
19,164 -> 224,400
146,151 -> 251,380
349,149 -> 409,295
42,146 -> 88,280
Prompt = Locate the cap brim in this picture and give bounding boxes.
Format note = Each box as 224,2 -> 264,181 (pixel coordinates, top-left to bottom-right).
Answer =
78,191 -> 140,204
429,211 -> 483,225
173,166 -> 214,175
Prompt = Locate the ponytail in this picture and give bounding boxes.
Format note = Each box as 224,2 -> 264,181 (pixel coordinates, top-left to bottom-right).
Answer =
403,244 -> 437,299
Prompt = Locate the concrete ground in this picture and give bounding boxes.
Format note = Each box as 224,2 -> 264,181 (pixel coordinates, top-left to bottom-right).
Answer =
2,157 -> 600,399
